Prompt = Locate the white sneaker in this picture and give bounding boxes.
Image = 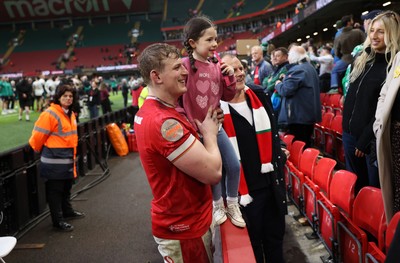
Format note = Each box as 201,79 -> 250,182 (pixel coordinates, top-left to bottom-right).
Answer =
1,110 -> 8,115
226,203 -> 246,228
213,205 -> 227,225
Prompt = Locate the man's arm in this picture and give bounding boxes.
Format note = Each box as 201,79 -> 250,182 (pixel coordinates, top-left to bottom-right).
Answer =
174,107 -> 222,185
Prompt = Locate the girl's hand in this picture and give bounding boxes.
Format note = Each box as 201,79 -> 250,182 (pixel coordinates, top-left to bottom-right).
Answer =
220,62 -> 234,76
215,107 -> 224,124
195,106 -> 219,137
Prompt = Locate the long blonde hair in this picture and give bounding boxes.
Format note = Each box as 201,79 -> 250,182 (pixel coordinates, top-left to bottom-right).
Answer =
350,11 -> 400,83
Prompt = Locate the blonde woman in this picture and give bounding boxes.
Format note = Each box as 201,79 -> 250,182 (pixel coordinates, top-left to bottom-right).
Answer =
342,11 -> 400,193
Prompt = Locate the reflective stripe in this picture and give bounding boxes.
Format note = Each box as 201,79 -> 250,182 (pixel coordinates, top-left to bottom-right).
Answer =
45,109 -> 77,137
33,126 -> 51,135
41,156 -> 74,164
167,134 -> 196,162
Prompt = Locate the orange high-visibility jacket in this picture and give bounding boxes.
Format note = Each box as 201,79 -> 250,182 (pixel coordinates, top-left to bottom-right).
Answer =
29,103 -> 78,179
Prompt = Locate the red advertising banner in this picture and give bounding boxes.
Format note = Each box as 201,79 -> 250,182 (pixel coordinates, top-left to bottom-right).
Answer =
0,0 -> 148,23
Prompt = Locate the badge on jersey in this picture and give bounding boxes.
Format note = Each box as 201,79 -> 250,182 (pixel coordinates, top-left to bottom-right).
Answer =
161,119 -> 184,142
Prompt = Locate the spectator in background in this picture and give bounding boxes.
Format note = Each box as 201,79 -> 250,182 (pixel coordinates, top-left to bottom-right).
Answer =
251,45 -> 273,86
374,50 -> 400,224
135,43 -> 221,262
331,14 -> 366,91
87,80 -> 101,119
263,47 -> 291,116
32,77 -> 45,112
0,76 -> 14,115
99,82 -> 112,114
131,77 -> 144,109
16,76 -> 32,121
221,53 -> 288,263
241,59 -> 253,85
343,11 -> 400,193
309,45 -> 334,93
275,46 -> 321,148
120,78 -> 130,108
109,75 -> 118,95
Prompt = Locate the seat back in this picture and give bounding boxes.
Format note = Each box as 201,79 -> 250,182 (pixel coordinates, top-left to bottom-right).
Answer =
299,148 -> 320,178
313,157 -> 337,196
321,111 -> 335,127
289,140 -> 305,168
352,187 -> 386,242
330,115 -> 343,134
329,170 -> 357,216
385,211 -> 400,251
282,134 -> 295,152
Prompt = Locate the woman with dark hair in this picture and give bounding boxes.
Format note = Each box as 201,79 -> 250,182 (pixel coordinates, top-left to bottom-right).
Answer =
29,84 -> 85,232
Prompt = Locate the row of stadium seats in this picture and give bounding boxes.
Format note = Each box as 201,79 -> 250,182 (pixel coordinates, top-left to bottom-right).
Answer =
282,137 -> 399,263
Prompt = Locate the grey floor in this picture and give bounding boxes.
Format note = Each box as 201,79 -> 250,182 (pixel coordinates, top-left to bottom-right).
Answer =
5,152 -> 329,263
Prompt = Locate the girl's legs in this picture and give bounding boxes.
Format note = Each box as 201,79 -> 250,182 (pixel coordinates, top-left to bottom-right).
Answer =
212,128 -> 245,227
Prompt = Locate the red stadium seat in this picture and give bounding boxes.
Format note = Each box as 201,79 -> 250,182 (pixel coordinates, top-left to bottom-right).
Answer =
282,134 -> 295,195
282,134 -> 295,152
289,140 -> 306,168
313,112 -> 334,150
287,140 -> 306,210
337,187 -> 385,263
324,114 -> 342,157
313,157 -> 337,197
326,94 -> 342,115
365,242 -> 386,263
385,212 -> 400,252
299,148 -> 320,178
316,170 -> 357,261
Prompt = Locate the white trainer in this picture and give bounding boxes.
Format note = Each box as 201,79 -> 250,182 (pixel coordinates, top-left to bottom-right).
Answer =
213,205 -> 227,225
226,203 -> 246,228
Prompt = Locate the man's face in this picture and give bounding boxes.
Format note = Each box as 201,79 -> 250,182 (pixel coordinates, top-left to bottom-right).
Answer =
271,50 -> 288,66
158,57 -> 188,98
221,56 -> 245,91
251,47 -> 263,63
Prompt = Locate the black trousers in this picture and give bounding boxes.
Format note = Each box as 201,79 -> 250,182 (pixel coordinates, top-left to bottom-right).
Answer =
45,179 -> 74,225
241,187 -> 286,263
286,123 -> 314,148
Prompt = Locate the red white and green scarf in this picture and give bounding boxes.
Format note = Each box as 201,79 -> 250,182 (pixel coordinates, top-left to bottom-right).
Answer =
221,87 -> 274,206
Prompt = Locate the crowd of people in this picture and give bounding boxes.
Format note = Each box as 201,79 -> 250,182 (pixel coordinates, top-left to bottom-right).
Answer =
0,74 -> 145,122
132,10 -> 400,262
2,7 -> 399,263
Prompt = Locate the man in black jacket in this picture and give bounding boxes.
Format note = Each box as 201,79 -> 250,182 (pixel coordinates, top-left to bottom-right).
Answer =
221,53 -> 289,263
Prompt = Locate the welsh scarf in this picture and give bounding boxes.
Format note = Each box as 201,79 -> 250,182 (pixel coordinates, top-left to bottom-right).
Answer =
220,87 -> 274,206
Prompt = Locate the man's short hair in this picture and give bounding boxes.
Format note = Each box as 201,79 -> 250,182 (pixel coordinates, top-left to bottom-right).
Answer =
273,47 -> 288,56
138,43 -> 181,85
341,15 -> 353,26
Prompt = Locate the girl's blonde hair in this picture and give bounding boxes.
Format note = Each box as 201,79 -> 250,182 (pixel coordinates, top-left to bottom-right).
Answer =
350,11 -> 400,83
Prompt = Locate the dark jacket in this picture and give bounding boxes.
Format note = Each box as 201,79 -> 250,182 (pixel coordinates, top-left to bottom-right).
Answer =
343,52 -> 389,153
335,26 -> 366,64
275,61 -> 322,125
229,84 -> 288,216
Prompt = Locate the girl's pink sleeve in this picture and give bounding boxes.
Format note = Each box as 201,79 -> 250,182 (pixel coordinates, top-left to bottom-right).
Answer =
221,74 -> 236,102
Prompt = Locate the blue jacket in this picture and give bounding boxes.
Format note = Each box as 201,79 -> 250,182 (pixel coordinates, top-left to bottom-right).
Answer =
275,61 -> 321,125
253,60 -> 273,85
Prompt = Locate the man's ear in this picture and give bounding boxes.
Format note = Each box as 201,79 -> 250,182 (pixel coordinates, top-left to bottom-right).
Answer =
150,70 -> 162,84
